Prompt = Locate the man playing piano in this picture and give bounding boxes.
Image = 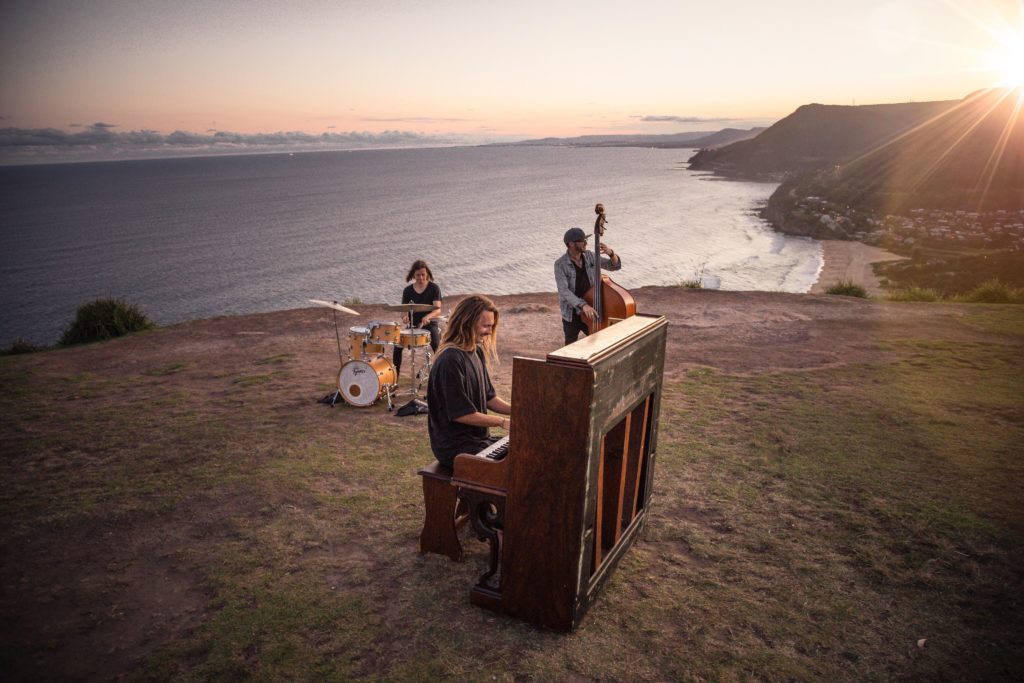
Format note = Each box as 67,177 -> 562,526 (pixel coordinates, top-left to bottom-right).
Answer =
426,294 -> 512,469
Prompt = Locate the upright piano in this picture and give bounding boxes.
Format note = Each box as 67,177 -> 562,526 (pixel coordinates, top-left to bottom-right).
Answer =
451,313 -> 667,631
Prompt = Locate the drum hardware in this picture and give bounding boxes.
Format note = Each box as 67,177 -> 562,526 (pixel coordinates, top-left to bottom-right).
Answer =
391,301 -> 438,417
395,344 -> 431,416
309,298 -> 360,407
383,303 -> 437,313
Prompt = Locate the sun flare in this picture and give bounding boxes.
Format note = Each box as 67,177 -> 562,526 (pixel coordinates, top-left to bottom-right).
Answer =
986,36 -> 1024,86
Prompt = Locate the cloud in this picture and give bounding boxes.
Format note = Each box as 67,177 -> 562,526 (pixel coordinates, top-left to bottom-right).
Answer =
0,126 -> 471,164
637,115 -> 739,123
361,116 -> 477,123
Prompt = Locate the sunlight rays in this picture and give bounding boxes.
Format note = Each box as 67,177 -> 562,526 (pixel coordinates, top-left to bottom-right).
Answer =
825,2 -> 1024,212
942,0 -> 1024,87
976,87 -> 1024,205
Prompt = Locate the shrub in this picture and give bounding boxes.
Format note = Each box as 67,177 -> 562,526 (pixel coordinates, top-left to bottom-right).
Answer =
1,338 -> 45,355
955,279 -> 1024,304
825,280 -> 868,298
887,286 -> 941,302
676,278 -> 703,289
59,298 -> 155,346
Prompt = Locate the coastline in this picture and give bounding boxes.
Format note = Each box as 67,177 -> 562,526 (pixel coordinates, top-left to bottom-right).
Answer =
809,240 -> 906,295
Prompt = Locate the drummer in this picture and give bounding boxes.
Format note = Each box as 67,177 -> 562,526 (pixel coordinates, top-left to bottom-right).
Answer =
394,259 -> 442,377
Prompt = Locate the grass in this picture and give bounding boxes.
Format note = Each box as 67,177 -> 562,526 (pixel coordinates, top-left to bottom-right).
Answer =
1,307 -> 1022,680
956,278 -> 1024,304
875,249 -> 1024,296
825,279 -> 868,298
676,261 -> 708,289
887,279 -> 1024,304
887,286 -> 941,302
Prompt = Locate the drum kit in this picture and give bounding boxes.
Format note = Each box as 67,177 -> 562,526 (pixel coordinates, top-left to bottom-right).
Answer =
312,299 -> 436,411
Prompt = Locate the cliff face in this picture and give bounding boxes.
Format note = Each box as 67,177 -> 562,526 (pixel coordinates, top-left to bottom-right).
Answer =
778,87 -> 1024,214
688,100 -> 956,180
737,88 -> 1024,240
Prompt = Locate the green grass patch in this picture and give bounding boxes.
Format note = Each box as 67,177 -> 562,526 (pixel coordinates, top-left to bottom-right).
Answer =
825,279 -> 868,297
887,286 -> 941,302
142,362 -> 187,376
254,353 -> 296,365
955,278 -> 1024,304
654,339 -> 1024,680
232,372 -> 280,386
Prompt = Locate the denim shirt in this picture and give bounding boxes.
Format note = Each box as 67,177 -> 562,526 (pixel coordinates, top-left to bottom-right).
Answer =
554,250 -> 622,322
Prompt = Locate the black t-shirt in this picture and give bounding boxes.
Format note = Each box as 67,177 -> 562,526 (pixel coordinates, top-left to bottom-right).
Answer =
426,346 -> 496,467
571,259 -> 591,325
401,282 -> 442,326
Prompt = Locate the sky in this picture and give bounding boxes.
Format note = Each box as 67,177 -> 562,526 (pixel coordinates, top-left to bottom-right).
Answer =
1,0 -> 1022,161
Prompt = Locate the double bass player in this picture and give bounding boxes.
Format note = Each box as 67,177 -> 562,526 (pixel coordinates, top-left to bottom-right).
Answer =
554,203 -> 623,345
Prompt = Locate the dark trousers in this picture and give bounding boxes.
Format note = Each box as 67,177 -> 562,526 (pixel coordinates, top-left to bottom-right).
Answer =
394,321 -> 440,374
562,318 -> 589,346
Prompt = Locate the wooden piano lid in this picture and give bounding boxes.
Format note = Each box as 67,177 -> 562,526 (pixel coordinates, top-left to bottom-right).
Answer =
546,313 -> 666,369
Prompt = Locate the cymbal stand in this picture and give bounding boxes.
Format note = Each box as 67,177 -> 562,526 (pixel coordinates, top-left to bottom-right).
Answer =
326,308 -> 346,407
396,302 -> 430,416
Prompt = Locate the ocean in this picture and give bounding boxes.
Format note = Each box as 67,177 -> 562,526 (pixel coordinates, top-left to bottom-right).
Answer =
0,146 -> 821,347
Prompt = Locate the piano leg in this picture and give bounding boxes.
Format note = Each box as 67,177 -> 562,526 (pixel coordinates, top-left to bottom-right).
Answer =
460,489 -> 506,610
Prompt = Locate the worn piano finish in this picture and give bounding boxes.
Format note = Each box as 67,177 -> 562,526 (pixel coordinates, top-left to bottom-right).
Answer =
452,313 -> 667,631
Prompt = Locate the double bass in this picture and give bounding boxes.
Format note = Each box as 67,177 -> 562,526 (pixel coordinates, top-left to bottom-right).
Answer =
583,203 -> 636,334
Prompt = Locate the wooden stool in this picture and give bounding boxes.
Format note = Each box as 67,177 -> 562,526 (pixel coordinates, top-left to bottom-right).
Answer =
417,461 -> 468,561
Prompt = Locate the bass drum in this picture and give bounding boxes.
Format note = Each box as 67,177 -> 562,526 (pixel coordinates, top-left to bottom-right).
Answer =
338,356 -> 397,407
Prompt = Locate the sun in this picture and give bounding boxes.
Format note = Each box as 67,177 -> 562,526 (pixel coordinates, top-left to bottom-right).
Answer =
986,36 -> 1024,86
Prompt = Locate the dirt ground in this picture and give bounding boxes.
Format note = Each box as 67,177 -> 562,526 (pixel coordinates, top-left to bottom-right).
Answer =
1,287 -> 1019,679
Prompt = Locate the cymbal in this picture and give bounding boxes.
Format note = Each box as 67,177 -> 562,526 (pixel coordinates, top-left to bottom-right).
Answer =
383,303 -> 436,313
309,299 -> 360,315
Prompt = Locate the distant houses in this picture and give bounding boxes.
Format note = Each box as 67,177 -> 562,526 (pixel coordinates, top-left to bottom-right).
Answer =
782,195 -> 1024,251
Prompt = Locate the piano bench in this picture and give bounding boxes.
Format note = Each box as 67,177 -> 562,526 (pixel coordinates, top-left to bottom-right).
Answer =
417,461 -> 469,562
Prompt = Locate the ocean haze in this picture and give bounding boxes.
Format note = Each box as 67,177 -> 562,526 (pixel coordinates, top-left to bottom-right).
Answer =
0,146 -> 821,347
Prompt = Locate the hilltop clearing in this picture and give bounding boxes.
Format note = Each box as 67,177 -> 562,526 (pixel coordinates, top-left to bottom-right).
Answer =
2,289 -> 1022,680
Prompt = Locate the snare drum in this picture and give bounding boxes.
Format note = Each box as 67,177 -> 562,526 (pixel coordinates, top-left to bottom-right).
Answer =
367,321 -> 401,345
337,356 -> 397,407
399,327 -> 430,348
348,326 -> 386,359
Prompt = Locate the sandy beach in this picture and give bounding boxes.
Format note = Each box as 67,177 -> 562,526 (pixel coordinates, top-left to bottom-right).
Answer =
809,240 -> 907,295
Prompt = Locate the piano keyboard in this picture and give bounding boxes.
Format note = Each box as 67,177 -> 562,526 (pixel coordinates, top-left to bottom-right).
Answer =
477,435 -> 510,460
